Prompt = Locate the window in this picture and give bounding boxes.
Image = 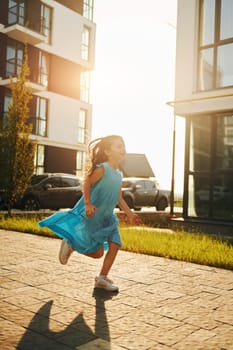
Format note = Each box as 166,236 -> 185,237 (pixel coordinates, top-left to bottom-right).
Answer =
35,97 -> 48,137
3,94 -> 12,114
220,0 -> 233,40
83,0 -> 94,21
31,174 -> 47,185
216,115 -> 233,168
81,26 -> 90,61
76,151 -> 85,172
34,144 -> 45,174
8,0 -> 25,26
78,109 -> 86,143
186,112 -> 233,220
41,4 -> 52,44
198,0 -> 233,90
38,51 -> 49,87
189,116 -> 211,172
2,93 -> 12,128
20,96 -> 48,137
61,177 -> 81,187
144,180 -> 156,190
80,71 -> 90,102
6,40 -> 24,78
44,177 -> 61,188
217,43 -> 233,87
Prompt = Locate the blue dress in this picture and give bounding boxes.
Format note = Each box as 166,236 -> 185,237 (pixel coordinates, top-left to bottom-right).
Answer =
38,162 -> 123,254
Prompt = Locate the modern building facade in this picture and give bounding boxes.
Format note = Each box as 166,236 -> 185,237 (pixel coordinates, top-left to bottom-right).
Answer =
174,0 -> 233,223
0,0 -> 95,177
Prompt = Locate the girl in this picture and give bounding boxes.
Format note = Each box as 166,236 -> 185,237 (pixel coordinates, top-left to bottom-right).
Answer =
38,135 -> 141,292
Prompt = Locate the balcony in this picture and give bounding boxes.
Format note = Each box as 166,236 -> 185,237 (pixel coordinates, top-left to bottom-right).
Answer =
0,23 -> 46,46
0,3 -> 47,45
0,57 -> 48,93
0,77 -> 46,93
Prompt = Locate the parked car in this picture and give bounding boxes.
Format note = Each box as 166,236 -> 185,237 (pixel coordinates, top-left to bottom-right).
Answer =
16,173 -> 83,211
120,177 -> 170,211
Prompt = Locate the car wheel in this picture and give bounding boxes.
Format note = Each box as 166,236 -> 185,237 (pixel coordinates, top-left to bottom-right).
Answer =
156,198 -> 167,211
23,197 -> 40,211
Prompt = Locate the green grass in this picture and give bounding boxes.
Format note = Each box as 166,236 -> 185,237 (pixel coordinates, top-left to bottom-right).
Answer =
121,225 -> 233,270
0,217 -> 232,270
0,217 -> 55,238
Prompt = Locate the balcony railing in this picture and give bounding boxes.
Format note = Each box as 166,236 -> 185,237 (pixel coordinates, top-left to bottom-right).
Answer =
1,5 -> 46,45
8,4 -> 25,26
0,61 -> 47,93
7,4 -> 43,34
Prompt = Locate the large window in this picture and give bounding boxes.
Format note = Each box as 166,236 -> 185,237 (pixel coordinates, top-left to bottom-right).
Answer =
76,151 -> 85,174
186,113 -> 233,221
6,40 -> 24,78
34,145 -> 45,174
35,97 -> 48,137
78,109 -> 86,143
80,71 -> 90,103
8,0 -> 25,26
3,94 -> 12,114
198,0 -> 233,90
189,116 -> 211,172
38,51 -> 49,87
81,26 -> 90,61
2,93 -> 12,128
83,0 -> 94,21
41,4 -> 52,44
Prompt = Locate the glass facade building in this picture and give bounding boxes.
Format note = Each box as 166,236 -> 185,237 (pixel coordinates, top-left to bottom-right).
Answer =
175,0 -> 233,223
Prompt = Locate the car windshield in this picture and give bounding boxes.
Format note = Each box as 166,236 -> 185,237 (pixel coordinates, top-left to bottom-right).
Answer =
61,178 -> 80,187
122,181 -> 133,187
30,175 -> 48,186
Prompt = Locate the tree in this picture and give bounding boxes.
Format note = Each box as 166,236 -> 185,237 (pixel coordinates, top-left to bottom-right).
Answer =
0,45 -> 36,215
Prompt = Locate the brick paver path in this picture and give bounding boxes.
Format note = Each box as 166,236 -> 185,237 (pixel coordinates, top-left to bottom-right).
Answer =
0,229 -> 232,349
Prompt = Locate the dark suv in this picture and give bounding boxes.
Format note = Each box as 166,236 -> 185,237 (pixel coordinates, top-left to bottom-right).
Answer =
17,173 -> 83,211
121,178 -> 170,211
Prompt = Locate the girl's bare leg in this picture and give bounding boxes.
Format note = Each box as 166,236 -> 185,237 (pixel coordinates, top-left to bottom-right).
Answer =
84,242 -> 119,276
85,248 -> 104,259
99,242 -> 119,276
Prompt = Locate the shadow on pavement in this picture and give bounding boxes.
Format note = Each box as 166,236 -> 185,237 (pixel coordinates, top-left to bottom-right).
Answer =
16,290 -> 118,349
93,287 -> 118,343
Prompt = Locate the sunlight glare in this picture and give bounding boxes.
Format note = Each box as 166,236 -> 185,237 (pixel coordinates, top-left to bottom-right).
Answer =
91,0 -> 183,192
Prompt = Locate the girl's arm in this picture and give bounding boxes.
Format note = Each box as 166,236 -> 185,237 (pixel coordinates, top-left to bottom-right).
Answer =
118,189 -> 142,225
83,167 -> 104,217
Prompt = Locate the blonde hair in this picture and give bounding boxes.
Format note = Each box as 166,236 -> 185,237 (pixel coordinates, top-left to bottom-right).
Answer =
84,135 -> 123,177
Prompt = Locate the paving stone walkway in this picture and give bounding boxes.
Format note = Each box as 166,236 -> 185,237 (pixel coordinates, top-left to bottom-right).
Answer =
0,229 -> 232,350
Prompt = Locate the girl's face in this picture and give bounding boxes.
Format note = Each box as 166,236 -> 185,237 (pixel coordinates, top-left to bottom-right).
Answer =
105,137 -> 126,162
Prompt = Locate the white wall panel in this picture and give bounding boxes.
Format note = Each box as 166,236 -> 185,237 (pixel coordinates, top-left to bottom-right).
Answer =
35,91 -> 91,147
38,0 -> 96,68
175,0 -> 198,102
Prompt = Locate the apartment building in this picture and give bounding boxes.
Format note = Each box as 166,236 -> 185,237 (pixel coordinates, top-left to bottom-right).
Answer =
0,0 -> 95,177
174,0 -> 233,223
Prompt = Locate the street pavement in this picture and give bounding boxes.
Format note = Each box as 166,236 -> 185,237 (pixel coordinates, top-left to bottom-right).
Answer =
0,229 -> 232,350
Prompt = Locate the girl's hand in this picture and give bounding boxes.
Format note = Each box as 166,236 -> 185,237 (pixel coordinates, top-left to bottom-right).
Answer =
85,203 -> 98,217
129,213 -> 142,225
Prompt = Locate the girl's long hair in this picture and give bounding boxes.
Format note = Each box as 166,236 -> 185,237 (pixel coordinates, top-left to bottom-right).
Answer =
84,135 -> 123,177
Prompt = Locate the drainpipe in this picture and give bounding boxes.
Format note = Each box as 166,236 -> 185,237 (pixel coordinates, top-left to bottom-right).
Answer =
170,113 -> 176,217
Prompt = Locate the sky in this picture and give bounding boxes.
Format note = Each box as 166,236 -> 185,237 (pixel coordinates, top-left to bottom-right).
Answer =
91,0 -> 185,193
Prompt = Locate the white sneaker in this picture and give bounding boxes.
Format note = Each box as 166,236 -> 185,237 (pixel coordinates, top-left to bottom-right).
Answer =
59,239 -> 73,265
95,276 -> 119,292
